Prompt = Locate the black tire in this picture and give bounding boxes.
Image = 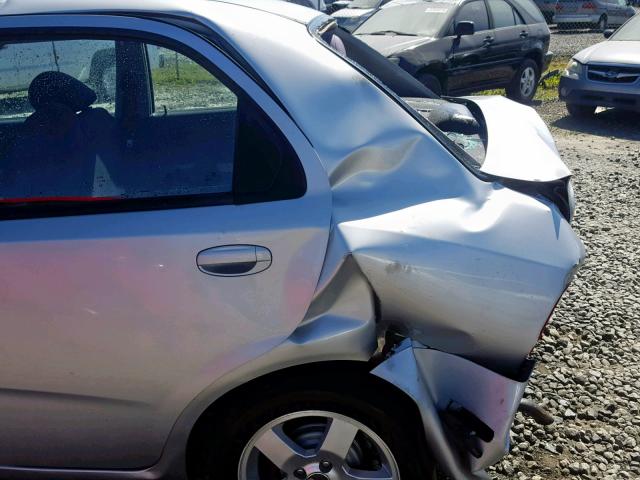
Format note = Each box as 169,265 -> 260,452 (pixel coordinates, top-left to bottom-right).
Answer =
597,15 -> 608,32
566,103 -> 596,117
417,72 -> 443,96
506,58 -> 540,103
189,374 -> 436,480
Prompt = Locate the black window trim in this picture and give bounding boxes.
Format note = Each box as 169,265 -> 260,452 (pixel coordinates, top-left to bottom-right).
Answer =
0,25 -> 307,221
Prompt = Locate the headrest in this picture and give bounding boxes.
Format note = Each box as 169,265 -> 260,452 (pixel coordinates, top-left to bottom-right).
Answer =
29,71 -> 97,112
23,102 -> 78,139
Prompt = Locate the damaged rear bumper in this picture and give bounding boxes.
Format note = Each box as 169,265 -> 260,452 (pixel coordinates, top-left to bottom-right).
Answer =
373,341 -> 533,479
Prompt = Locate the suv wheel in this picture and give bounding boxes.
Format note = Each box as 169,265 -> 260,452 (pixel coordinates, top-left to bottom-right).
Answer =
417,72 -> 443,96
506,59 -> 540,103
189,375 -> 437,480
566,103 -> 596,117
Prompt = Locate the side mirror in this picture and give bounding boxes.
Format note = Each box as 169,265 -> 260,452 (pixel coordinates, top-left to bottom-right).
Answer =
455,21 -> 475,37
603,28 -> 615,38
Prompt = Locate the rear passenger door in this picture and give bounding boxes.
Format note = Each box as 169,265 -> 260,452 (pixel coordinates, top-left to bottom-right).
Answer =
486,0 -> 530,83
447,0 -> 497,92
0,15 -> 330,471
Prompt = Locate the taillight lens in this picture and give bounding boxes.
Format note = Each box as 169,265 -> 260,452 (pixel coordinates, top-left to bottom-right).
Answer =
582,2 -> 596,8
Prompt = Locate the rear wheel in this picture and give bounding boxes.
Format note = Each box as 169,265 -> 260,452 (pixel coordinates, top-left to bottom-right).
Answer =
417,72 -> 443,96
189,375 -> 437,480
506,59 -> 540,103
566,103 -> 596,117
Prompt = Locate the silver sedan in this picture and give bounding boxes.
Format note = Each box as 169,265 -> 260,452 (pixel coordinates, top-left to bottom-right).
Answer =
0,1 -> 583,480
560,14 -> 640,116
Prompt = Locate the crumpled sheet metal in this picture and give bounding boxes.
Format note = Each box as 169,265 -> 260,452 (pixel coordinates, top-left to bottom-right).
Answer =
372,343 -> 528,479
316,121 -> 583,373
468,96 -> 572,182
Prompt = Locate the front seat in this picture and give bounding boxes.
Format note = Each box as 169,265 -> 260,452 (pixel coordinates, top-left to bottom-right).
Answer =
2,71 -> 120,200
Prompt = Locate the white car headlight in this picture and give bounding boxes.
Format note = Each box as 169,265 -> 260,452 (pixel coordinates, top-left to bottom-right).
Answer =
564,59 -> 583,79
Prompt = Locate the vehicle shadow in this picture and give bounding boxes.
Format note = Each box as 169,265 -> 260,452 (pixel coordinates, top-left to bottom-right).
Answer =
552,109 -> 640,141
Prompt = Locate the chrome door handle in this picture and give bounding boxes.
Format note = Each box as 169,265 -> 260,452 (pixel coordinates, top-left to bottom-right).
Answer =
482,36 -> 494,46
196,245 -> 272,277
519,31 -> 529,38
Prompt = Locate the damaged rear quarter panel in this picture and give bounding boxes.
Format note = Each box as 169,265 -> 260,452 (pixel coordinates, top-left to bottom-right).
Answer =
331,181 -> 583,374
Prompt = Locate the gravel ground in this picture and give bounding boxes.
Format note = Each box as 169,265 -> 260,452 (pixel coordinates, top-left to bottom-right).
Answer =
489,101 -> 640,479
548,8 -> 640,59
549,30 -> 605,59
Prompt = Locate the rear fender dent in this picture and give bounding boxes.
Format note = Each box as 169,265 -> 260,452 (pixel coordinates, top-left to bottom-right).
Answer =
372,342 -> 530,479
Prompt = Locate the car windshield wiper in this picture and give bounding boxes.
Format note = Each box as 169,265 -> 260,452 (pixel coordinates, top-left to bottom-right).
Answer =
361,30 -> 419,36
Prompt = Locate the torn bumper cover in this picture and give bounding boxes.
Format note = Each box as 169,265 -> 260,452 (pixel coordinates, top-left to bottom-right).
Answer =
373,342 -> 532,479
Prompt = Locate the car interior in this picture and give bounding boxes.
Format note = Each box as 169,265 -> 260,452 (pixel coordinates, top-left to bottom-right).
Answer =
0,37 -> 305,214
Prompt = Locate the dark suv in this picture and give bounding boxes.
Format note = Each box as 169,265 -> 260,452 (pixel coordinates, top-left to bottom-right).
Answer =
355,0 -> 553,102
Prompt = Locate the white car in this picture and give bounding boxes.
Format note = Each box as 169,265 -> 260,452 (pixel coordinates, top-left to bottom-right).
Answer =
0,1 -> 583,480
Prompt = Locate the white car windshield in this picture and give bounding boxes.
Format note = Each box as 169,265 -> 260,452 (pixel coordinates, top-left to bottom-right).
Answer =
355,2 -> 454,36
611,15 -> 640,41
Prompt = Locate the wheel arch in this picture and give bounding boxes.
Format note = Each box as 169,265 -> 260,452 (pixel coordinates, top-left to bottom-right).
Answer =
184,360 -> 428,478
416,63 -> 448,91
524,49 -> 544,72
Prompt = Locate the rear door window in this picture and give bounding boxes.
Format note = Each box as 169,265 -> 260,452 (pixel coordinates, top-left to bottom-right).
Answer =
0,40 -> 116,120
147,46 -> 237,114
456,1 -> 491,31
511,0 -> 546,22
0,36 -> 305,218
488,0 -> 519,27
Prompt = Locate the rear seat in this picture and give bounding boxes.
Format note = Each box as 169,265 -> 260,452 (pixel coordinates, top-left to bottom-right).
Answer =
2,71 -> 122,200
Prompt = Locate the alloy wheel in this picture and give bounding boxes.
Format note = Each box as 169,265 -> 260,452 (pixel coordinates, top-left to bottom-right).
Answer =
238,410 -> 401,480
520,66 -> 536,98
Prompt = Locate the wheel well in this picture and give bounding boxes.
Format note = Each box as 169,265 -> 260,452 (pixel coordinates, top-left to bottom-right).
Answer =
417,65 -> 446,87
185,360 -> 427,478
524,51 -> 543,72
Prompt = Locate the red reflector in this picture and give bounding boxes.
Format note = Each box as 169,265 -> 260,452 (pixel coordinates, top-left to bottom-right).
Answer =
582,2 -> 596,8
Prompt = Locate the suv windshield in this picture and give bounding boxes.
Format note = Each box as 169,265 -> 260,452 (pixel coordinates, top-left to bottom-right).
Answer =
611,15 -> 640,41
355,3 -> 455,37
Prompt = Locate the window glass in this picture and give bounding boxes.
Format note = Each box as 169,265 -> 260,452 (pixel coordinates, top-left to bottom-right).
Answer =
510,0 -> 545,22
456,1 -> 490,31
611,13 -> 640,40
0,37 -> 304,216
148,46 -> 237,114
355,3 -> 455,36
0,40 -> 116,120
514,8 -> 525,24
488,0 -> 517,27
